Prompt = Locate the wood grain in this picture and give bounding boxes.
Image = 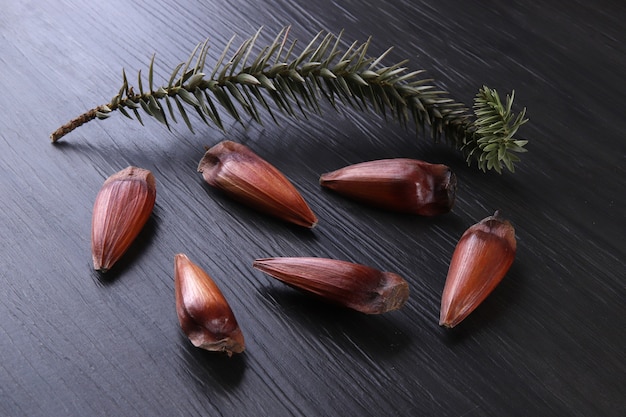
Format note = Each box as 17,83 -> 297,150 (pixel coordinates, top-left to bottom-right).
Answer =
1,0 -> 624,416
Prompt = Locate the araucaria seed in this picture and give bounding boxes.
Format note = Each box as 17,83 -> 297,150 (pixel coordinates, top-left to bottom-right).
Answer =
319,158 -> 456,216
174,254 -> 245,355
252,257 -> 410,314
91,166 -> 156,272
198,140 -> 317,228
439,211 -> 517,328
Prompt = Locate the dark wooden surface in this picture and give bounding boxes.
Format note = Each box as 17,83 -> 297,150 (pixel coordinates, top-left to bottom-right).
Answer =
1,1 -> 624,416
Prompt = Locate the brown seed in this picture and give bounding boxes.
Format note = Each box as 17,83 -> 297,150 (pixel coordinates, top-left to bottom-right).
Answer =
198,140 -> 317,228
319,158 -> 456,216
439,211 -> 517,328
252,257 -> 410,314
91,166 -> 156,272
174,254 -> 245,355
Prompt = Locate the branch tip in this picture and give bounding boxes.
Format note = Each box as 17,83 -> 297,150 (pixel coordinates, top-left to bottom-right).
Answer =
50,107 -> 104,142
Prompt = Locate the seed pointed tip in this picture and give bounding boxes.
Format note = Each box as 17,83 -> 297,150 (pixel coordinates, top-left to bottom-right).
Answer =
438,319 -> 455,329
93,262 -> 109,274
438,305 -> 462,328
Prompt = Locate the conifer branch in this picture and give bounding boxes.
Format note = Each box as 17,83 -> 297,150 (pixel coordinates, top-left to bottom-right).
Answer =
50,26 -> 528,173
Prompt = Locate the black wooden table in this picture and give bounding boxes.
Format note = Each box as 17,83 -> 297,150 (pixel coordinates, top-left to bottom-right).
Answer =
1,1 -> 624,416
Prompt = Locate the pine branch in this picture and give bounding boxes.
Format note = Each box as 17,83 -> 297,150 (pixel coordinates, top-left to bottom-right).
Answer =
50,26 -> 529,173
